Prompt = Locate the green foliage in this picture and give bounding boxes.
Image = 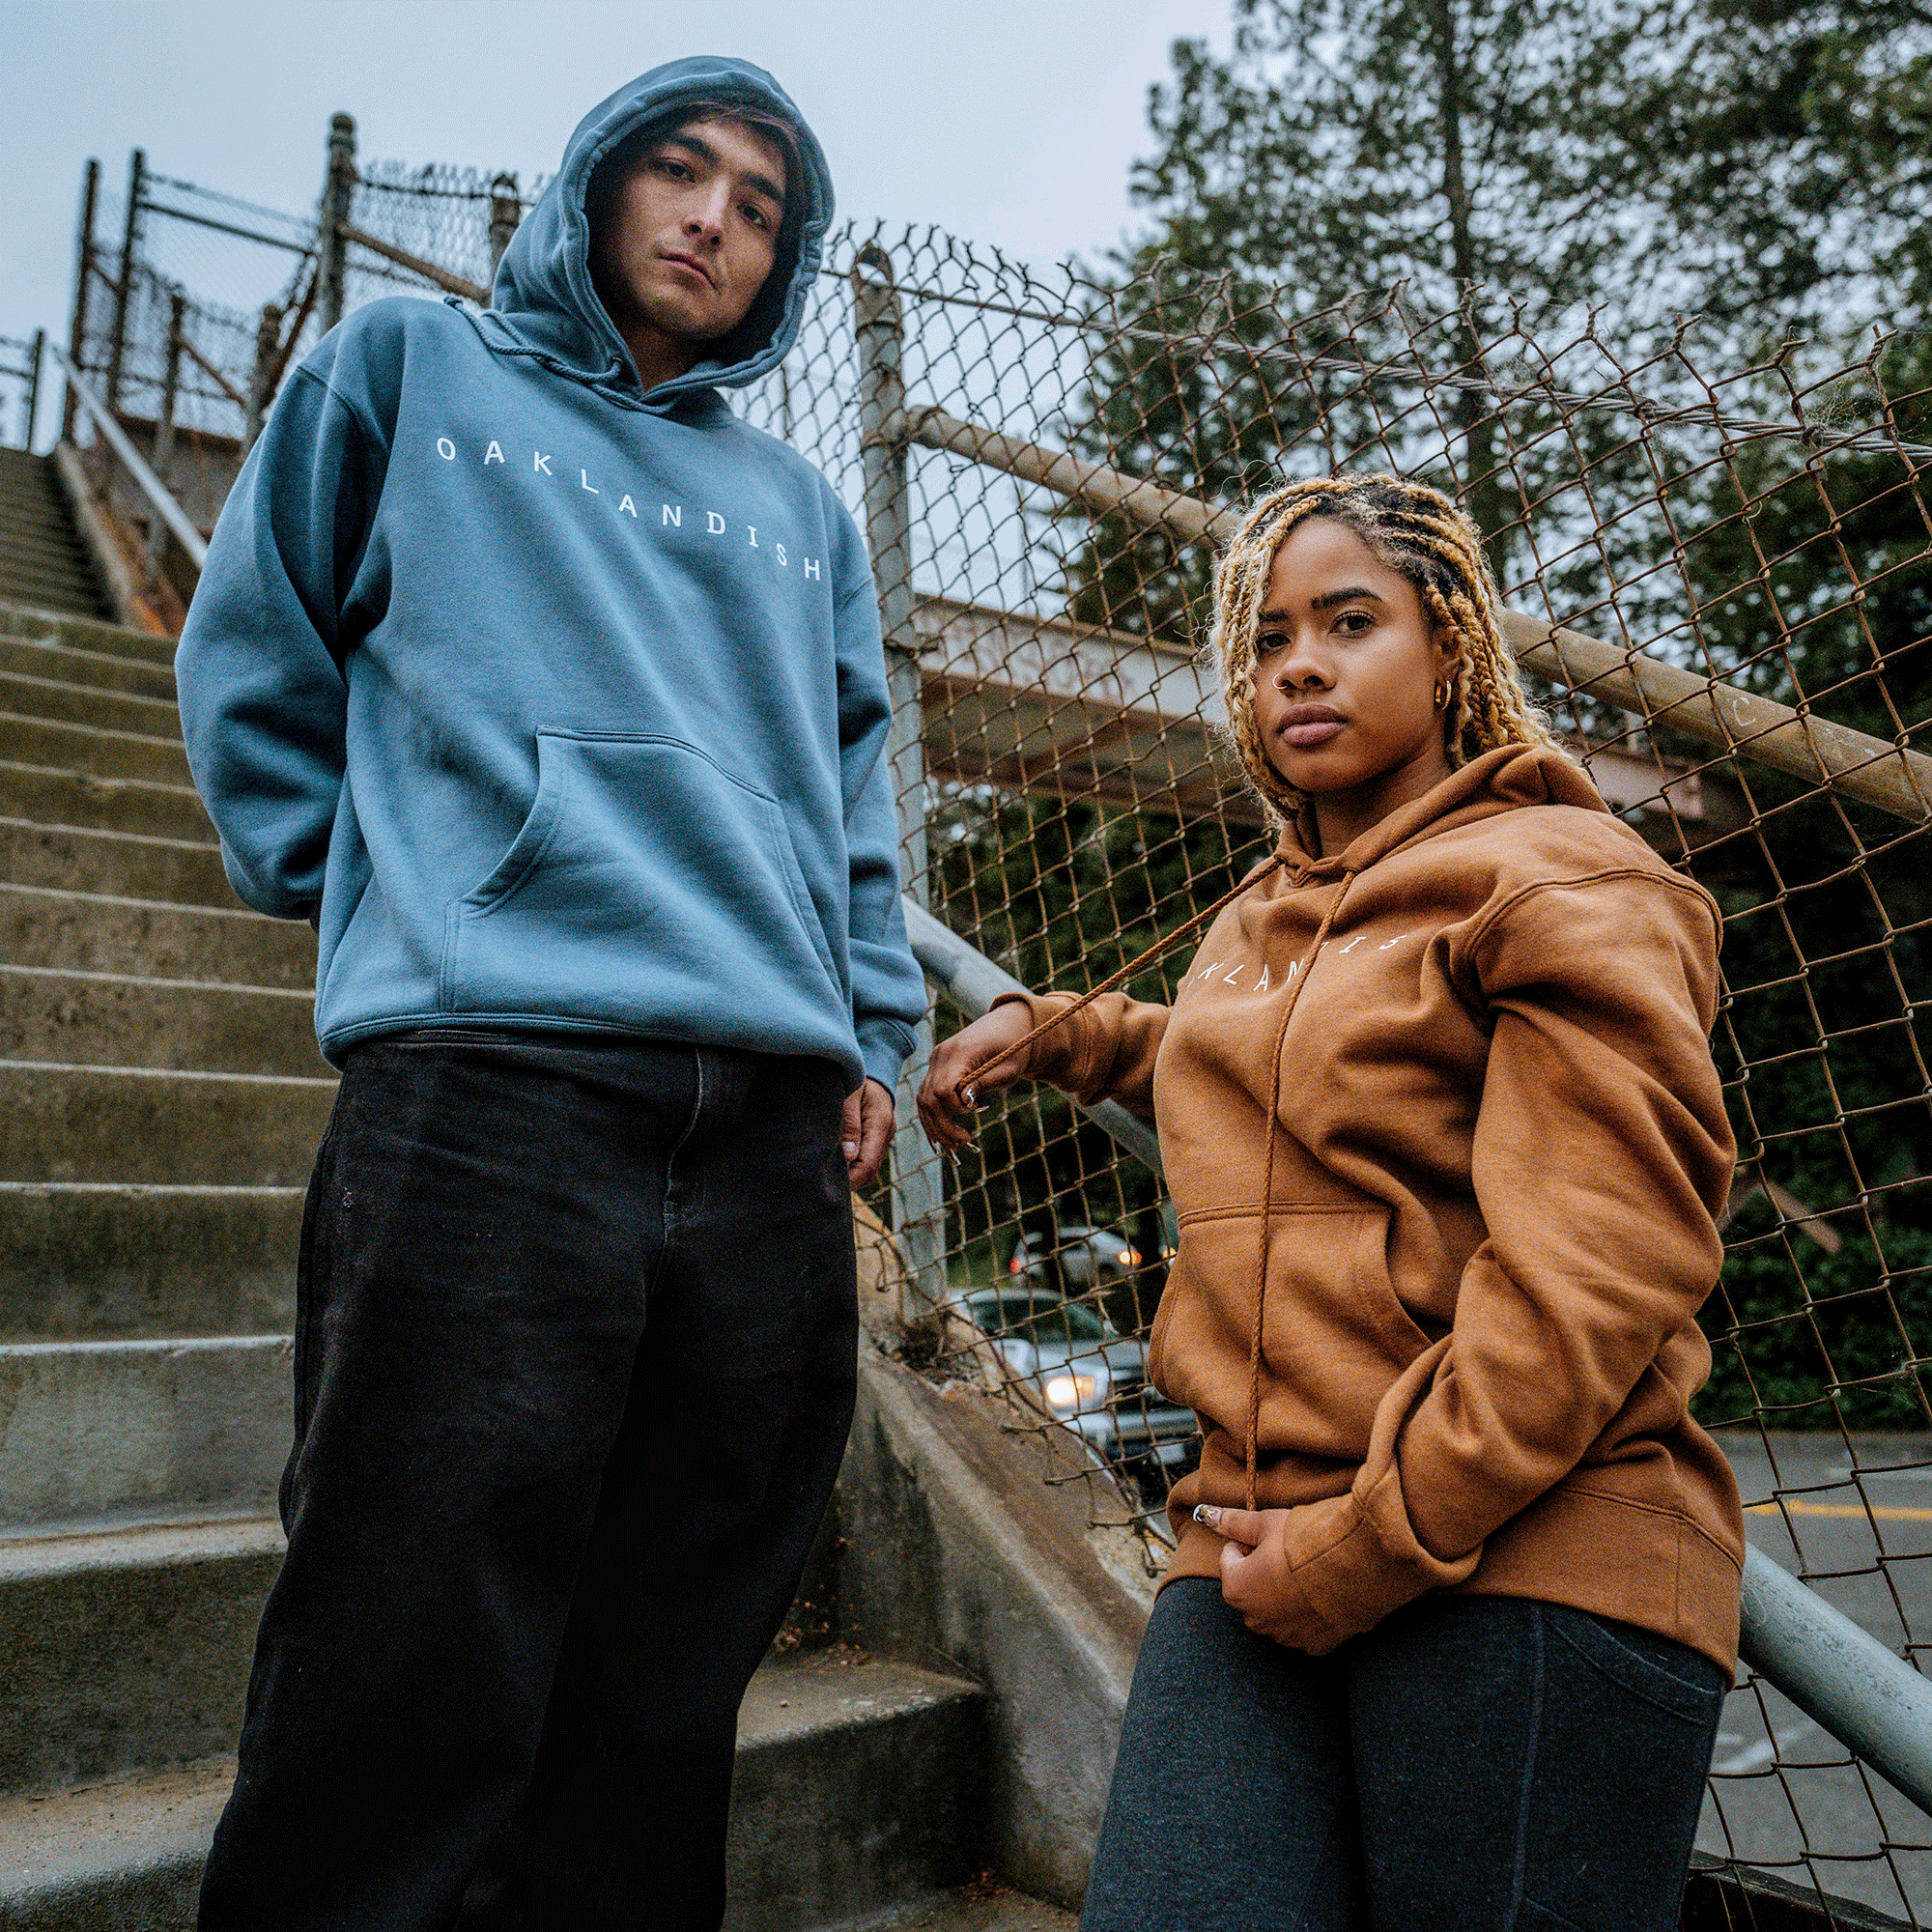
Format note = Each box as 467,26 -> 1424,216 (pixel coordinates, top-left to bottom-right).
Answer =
1700,1221 -> 1932,1430
1673,352 -> 1932,1423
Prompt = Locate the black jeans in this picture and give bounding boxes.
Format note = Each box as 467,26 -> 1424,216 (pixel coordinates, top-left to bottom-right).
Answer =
196,1032 -> 860,1932
1083,1577 -> 1726,1932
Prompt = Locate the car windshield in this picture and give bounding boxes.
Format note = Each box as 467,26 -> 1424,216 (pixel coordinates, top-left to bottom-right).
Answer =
996,1298 -> 1110,1344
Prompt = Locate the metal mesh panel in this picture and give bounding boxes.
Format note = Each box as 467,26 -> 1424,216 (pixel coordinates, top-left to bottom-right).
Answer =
736,228 -> 1932,1925
342,159 -> 547,312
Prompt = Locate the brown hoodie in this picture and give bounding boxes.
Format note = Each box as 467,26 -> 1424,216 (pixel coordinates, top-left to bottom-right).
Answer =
1001,743 -> 1745,1675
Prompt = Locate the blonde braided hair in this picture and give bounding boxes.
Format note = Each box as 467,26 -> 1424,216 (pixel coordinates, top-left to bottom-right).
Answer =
1209,472 -> 1557,824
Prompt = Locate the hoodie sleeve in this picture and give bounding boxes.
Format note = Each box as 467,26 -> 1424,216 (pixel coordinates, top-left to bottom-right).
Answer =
830,544 -> 927,1092
988,990 -> 1170,1121
1264,867 -> 1735,1650
175,350 -> 388,922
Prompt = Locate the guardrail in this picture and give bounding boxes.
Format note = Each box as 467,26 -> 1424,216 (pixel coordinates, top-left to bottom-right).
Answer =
48,340 -> 209,572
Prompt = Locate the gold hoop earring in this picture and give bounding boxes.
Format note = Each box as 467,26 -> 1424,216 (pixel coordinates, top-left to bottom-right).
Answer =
1434,679 -> 1451,712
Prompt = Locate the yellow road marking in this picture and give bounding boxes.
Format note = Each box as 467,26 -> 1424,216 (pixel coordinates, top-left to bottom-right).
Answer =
1747,1500 -> 1932,1522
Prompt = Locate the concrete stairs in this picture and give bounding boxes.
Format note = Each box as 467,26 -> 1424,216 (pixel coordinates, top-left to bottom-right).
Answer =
0,451 -> 110,625
0,597 -> 1067,1931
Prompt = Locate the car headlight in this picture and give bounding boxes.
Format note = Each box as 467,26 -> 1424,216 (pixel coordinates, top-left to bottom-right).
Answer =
1042,1372 -> 1097,1410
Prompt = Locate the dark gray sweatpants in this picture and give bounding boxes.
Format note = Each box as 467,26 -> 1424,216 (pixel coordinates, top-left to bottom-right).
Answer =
1083,1576 -> 1725,1932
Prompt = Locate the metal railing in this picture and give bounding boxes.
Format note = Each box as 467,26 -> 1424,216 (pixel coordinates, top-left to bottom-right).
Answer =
0,332 -> 43,451
50,343 -> 209,571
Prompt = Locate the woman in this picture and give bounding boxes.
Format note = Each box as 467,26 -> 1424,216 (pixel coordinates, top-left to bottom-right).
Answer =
920,474 -> 1742,1931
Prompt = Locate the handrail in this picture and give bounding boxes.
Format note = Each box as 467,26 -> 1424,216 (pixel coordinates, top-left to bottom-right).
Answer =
335,222 -> 488,306
886,404 -> 1932,826
902,895 -> 1163,1179
48,342 -> 208,571
903,893 -> 1932,1816
1743,1543 -> 1932,1813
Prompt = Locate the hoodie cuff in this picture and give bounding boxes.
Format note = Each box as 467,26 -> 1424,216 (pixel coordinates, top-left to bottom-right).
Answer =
989,990 -> 1090,1091
858,1019 -> 915,1094
1280,1469 -> 1482,1645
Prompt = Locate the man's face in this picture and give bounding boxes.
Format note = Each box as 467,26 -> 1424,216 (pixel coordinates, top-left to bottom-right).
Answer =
590,115 -> 788,356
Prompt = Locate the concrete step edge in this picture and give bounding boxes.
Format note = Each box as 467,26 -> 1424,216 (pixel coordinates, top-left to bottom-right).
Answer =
0,646 -> 176,701
0,603 -> 174,655
0,879 -> 267,924
0,810 -> 218,855
0,552 -> 98,584
0,533 -> 98,572
0,759 -> 201,804
0,1334 -> 292,1364
0,710 -> 187,757
0,1511 -> 285,1581
0,622 -> 172,670
0,1181 -> 304,1198
0,666 -> 178,721
0,575 -> 103,608
0,1060 -> 335,1091
0,961 -> 314,1004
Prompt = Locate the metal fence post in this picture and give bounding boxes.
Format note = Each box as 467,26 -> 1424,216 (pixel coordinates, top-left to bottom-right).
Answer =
854,243 -> 947,1313
147,294 -> 185,573
103,148 -> 144,414
487,174 -> 522,296
243,300 -> 281,452
318,114 -> 357,335
22,330 -> 43,451
63,159 -> 100,442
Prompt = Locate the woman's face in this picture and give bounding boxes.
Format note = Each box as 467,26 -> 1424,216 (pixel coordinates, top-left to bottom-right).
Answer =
1250,517 -> 1460,837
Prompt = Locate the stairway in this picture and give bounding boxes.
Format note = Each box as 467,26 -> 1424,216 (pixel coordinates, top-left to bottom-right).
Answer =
0,597 -> 1069,1931
0,449 -> 111,624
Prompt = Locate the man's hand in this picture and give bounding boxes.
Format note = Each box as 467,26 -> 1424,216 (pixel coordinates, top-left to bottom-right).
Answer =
841,1077 -> 895,1190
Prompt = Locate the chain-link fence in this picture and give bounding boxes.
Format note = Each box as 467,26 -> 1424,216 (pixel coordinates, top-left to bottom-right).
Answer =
0,333 -> 44,451
51,131 -> 1932,1924
734,229 -> 1932,1926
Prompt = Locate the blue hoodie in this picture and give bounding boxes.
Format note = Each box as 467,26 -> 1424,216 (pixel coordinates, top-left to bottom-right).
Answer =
176,57 -> 925,1092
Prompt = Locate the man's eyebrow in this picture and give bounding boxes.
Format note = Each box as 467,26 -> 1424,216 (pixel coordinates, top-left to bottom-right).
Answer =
662,131 -> 787,211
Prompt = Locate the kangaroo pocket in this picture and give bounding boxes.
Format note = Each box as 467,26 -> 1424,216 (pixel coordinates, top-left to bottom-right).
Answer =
1153,1203 -> 1433,1458
441,731 -> 842,1028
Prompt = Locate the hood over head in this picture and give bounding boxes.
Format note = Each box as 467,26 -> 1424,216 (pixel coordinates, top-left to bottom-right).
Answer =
482,55 -> 833,409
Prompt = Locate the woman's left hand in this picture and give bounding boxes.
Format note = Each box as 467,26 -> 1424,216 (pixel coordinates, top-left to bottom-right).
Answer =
1198,1504 -> 1336,1653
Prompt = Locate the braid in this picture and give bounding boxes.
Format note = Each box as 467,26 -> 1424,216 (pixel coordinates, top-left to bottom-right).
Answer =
1208,472 -> 1558,825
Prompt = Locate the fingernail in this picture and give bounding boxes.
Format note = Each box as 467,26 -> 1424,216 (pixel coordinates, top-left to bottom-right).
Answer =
842,1142 -> 859,1159
1192,1504 -> 1222,1529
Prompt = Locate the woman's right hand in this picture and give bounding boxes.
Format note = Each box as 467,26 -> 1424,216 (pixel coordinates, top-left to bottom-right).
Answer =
918,1003 -> 1038,1152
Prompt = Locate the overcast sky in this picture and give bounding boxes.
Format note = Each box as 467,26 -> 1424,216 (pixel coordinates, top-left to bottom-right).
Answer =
3,0 -> 1230,436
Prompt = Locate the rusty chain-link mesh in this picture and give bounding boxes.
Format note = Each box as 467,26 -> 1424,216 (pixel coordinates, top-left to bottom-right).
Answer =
341,159 -> 548,313
65,148 -> 1932,1921
66,174 -> 315,541
734,228 -> 1932,1925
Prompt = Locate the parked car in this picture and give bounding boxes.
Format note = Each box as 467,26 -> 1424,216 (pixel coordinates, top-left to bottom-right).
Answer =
958,1286 -> 1197,1472
1007,1222 -> 1144,1292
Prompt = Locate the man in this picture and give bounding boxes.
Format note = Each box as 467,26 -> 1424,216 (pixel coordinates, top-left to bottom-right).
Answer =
175,56 -> 925,1932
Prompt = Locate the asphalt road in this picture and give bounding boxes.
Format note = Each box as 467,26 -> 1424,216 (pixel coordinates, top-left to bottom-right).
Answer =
1699,1433 -> 1932,1926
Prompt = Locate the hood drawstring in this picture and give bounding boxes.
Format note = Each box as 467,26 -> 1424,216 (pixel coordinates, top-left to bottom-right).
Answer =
1243,870 -> 1355,1508
961,850 -> 1359,1512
